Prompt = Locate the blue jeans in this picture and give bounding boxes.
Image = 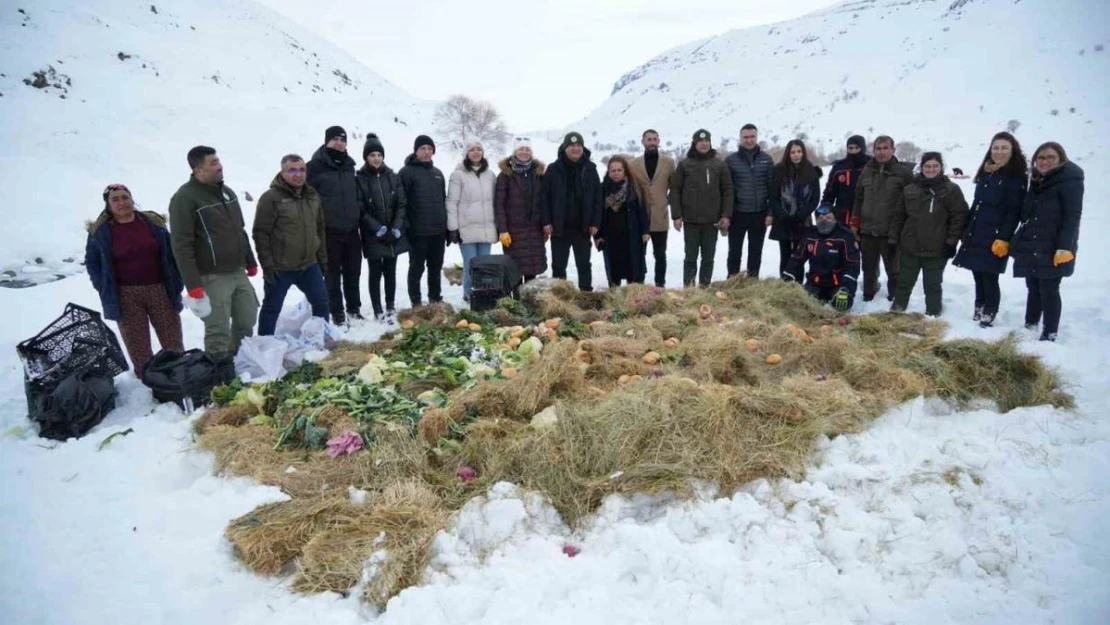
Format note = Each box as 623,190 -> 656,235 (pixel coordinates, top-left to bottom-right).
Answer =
460,242 -> 492,297
258,264 -> 330,335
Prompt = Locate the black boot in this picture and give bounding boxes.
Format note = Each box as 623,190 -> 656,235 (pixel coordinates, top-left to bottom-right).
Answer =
973,306 -> 983,322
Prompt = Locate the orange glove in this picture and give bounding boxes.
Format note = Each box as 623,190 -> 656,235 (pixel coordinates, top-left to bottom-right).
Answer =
1053,250 -> 1075,267
499,232 -> 512,248
990,240 -> 1009,258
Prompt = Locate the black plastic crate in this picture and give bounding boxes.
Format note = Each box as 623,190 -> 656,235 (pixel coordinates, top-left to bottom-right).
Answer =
470,255 -> 522,294
17,303 -> 128,385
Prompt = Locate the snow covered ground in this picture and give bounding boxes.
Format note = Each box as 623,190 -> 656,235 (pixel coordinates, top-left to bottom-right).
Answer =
1,161 -> 1108,623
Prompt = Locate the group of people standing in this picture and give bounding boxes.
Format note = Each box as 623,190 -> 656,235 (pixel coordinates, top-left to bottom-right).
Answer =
84,123 -> 1084,378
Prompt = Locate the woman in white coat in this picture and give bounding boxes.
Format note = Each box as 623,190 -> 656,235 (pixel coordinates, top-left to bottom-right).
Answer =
447,138 -> 499,301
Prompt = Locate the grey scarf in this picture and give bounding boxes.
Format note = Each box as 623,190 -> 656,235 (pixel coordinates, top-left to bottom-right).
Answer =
510,156 -> 532,175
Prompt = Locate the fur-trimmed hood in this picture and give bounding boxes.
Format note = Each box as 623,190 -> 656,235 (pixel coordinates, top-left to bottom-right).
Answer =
497,157 -> 546,176
86,210 -> 167,234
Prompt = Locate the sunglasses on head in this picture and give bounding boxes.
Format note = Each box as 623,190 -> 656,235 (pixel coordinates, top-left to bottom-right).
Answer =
104,183 -> 130,195
515,136 -> 531,142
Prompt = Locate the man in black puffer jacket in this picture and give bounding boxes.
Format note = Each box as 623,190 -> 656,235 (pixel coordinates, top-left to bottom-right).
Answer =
307,125 -> 363,324
724,123 -> 775,278
543,131 -> 602,291
399,134 -> 448,306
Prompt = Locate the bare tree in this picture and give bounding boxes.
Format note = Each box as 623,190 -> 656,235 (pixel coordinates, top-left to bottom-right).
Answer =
433,94 -> 511,154
895,140 -> 922,164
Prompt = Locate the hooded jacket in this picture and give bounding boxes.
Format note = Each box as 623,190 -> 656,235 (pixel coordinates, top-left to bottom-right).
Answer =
1011,161 -> 1084,279
356,163 -> 410,259
820,153 -> 871,224
252,173 -> 327,272
888,175 -> 969,258
447,159 -> 498,244
851,157 -> 915,237
85,211 -> 184,321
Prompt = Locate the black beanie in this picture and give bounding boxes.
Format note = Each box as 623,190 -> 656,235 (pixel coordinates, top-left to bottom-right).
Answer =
847,135 -> 866,150
561,131 -> 584,150
363,133 -> 385,159
413,134 -> 435,154
692,128 -> 712,143
325,126 -> 347,144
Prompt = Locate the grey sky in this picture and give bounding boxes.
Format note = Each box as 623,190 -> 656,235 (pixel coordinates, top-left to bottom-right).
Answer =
259,0 -> 842,130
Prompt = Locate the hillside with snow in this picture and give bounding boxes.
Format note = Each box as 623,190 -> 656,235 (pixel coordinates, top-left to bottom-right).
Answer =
0,0 -> 434,273
574,0 -> 1109,166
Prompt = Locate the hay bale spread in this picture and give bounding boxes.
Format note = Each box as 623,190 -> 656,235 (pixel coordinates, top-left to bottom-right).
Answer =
196,276 -> 1072,609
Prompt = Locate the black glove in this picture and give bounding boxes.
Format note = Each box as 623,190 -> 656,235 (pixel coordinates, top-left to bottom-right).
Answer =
945,242 -> 958,259
447,230 -> 461,246
887,241 -> 898,257
595,238 -> 605,251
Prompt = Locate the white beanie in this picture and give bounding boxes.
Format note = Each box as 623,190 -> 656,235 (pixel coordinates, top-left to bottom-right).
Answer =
464,137 -> 484,152
513,136 -> 532,152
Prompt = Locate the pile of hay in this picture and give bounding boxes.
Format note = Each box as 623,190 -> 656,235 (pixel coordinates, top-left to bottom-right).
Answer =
197,276 -> 1072,609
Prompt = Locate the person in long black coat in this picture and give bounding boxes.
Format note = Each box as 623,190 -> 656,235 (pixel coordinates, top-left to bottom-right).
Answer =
596,156 -> 650,287
769,139 -> 823,282
356,134 -> 409,322
1010,142 -> 1083,342
953,131 -> 1028,327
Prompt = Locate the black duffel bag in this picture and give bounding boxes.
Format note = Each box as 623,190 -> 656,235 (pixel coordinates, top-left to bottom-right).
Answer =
140,349 -> 236,412
27,370 -> 118,441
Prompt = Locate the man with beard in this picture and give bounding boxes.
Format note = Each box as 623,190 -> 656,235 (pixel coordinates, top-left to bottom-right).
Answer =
783,205 -> 861,311
543,131 -> 602,291
629,129 -> 675,287
851,135 -> 914,301
307,125 -> 364,324
820,135 -> 870,227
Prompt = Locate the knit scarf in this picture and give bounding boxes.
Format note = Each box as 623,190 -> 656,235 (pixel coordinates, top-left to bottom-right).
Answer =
605,181 -> 629,212
780,178 -> 799,217
982,159 -> 1006,174
510,155 -> 532,174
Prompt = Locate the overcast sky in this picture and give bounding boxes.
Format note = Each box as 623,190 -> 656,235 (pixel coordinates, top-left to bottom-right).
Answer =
259,0 -> 842,131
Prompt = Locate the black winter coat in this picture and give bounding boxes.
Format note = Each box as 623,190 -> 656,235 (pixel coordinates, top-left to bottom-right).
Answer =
724,147 -> 775,215
769,165 -> 822,243
543,145 -> 602,238
784,223 -> 861,301
306,146 -> 361,233
1011,161 -> 1084,279
356,164 -> 410,260
399,154 -> 448,237
953,170 -> 1026,274
598,180 -> 650,284
820,154 -> 870,225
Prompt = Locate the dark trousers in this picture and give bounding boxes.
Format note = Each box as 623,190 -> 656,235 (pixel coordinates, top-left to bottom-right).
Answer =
860,234 -> 898,300
779,239 -> 799,282
893,254 -> 946,315
367,256 -> 398,315
551,231 -> 593,291
258,263 -> 330,336
1025,277 -> 1062,334
408,234 -> 445,305
325,230 -> 362,317
683,224 -> 718,287
972,271 -> 1001,315
648,231 -> 668,287
727,212 -> 767,277
118,284 -> 185,378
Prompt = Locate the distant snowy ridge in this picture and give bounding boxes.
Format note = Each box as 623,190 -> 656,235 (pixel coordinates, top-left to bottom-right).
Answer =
577,0 -> 1108,166
0,0 -> 435,268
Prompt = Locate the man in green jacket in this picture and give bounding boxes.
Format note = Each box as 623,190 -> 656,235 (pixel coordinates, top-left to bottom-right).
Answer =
252,154 -> 329,336
670,129 -> 734,287
851,135 -> 914,301
169,145 -> 259,356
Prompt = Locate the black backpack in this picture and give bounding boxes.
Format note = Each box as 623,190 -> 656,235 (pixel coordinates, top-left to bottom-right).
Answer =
27,370 -> 118,441
141,349 -> 236,412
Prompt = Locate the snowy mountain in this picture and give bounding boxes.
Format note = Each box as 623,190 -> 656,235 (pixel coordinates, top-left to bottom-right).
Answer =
573,0 -> 1109,166
0,0 -> 434,270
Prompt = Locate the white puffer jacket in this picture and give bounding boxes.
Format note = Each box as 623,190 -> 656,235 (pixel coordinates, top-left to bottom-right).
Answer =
447,160 -> 498,244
